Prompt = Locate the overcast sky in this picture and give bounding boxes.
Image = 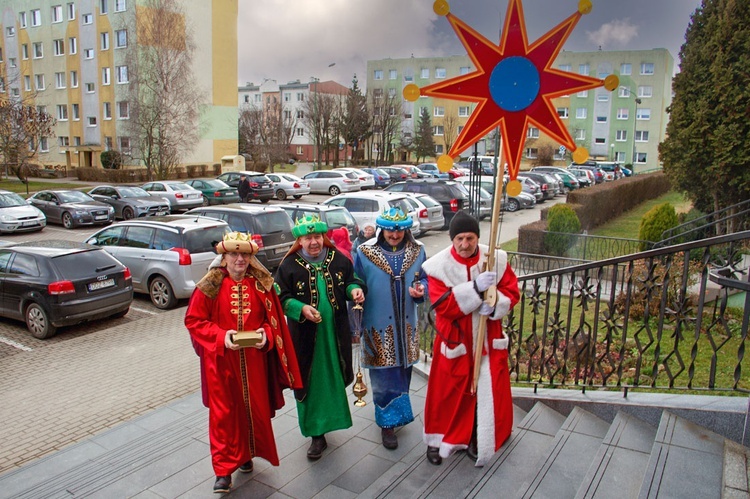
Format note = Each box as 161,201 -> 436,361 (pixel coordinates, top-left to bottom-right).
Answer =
237,0 -> 703,88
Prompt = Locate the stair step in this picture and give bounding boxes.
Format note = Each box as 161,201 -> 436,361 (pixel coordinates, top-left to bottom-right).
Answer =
518,406 -> 610,499
722,440 -> 750,498
575,411 -> 657,499
465,402 -> 567,498
638,411 -> 725,499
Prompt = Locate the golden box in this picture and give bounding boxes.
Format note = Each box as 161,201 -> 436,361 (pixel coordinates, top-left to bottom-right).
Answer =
231,330 -> 263,347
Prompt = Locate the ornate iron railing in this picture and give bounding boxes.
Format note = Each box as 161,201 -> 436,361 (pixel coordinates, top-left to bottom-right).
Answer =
418,230 -> 750,393
656,198 -> 750,248
540,231 -> 650,261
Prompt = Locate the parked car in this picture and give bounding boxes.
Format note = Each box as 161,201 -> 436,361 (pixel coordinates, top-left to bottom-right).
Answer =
85,216 -> 230,309
378,166 -> 410,184
0,190 -> 46,233
185,204 -> 294,270
334,168 -> 375,190
323,191 -> 421,237
141,181 -> 204,212
400,165 -> 432,179
596,162 -> 624,180
455,177 -> 536,213
279,203 -> 359,242
400,192 -> 445,234
361,168 -> 391,188
570,164 -> 605,184
28,190 -> 115,229
531,167 -> 580,191
457,159 -> 495,176
301,170 -> 360,195
385,179 -> 470,228
88,185 -> 171,220
215,171 -> 275,202
567,168 -> 594,187
516,175 -> 544,202
265,173 -> 310,200
416,163 -> 450,179
0,241 -> 133,338
517,172 -> 555,201
184,178 -> 240,205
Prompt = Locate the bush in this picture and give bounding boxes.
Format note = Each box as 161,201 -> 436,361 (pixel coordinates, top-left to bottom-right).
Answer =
100,150 -> 123,170
638,202 -> 679,250
544,203 -> 582,256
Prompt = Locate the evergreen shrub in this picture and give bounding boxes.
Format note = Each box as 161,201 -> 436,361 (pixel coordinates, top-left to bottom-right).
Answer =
544,204 -> 582,256
638,202 -> 679,250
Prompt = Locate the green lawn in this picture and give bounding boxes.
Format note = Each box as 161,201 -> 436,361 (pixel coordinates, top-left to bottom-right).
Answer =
591,191 -> 692,239
0,179 -> 88,196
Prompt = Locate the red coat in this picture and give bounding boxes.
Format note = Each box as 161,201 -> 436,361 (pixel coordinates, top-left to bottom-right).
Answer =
185,269 -> 301,475
421,244 -> 519,466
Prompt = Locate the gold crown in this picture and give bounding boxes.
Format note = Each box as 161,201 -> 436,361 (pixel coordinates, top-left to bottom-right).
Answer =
216,231 -> 259,255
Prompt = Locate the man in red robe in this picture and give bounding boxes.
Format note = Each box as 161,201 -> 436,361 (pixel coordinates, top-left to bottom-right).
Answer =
421,211 -> 520,467
185,232 -> 301,493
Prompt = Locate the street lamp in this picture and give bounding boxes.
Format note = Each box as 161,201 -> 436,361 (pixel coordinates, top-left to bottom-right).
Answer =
621,86 -> 641,168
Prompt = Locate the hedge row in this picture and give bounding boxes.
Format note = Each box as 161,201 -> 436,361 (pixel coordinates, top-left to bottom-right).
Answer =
75,163 -> 222,183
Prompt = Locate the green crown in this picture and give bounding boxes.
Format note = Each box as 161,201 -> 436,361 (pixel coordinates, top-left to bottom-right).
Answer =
292,214 -> 328,238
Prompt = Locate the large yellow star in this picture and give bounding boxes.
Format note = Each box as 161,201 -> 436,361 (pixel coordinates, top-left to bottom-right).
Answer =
406,0 -> 609,182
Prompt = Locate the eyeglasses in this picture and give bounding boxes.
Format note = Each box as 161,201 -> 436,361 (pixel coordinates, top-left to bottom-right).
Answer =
225,252 -> 249,259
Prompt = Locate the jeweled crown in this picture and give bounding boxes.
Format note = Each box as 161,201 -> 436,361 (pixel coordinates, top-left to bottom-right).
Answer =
376,207 -> 413,230
292,214 -> 328,238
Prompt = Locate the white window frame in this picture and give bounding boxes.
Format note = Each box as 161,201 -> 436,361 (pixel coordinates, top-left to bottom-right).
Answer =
67,3 -> 76,20
596,116 -> 607,123
433,106 -> 444,117
559,64 -> 571,72
40,137 -> 49,152
59,136 -> 70,147
101,32 -> 109,50
115,0 -> 126,12
635,152 -> 647,163
620,63 -> 631,75
636,108 -> 651,120
594,137 -> 606,144
557,107 -> 569,119
527,127 -> 539,139
55,72 -> 66,89
33,42 -> 43,59
83,13 -> 93,24
373,70 -> 383,80
616,108 -> 629,120
435,144 -> 444,155
459,66 -> 470,75
87,116 -> 97,127
637,85 -> 653,98
100,0 -> 108,14
579,63 -> 590,75
640,63 -> 655,75
6,27 -> 16,37
84,48 -> 94,59
576,107 -> 587,119
117,101 -> 129,119
616,130 -> 627,142
597,93 -> 609,102
52,5 -> 63,23
69,37 -> 77,54
577,90 -> 588,98
85,82 -> 95,93
103,102 -> 112,119
70,71 -> 78,88
525,147 -> 538,159
34,74 -> 45,90
57,104 -> 68,121
618,87 -> 631,98
19,12 -> 28,28
22,44 -> 29,60
118,136 -> 131,153
72,103 -> 79,120
116,65 -> 128,83
615,151 -> 626,162
31,9 -> 41,27
102,67 -> 111,85
54,39 -> 65,56
435,67 -> 447,79
421,68 -> 429,79
389,69 -> 397,80
459,106 -> 470,117
635,130 -> 649,142
575,129 -> 586,141
433,125 -> 444,136
24,75 -> 32,91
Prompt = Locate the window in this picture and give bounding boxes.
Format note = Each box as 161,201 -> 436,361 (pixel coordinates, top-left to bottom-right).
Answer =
577,90 -> 588,98
635,130 -> 649,142
556,107 -> 569,119
116,65 -> 128,83
59,136 -> 70,147
597,93 -> 609,102
618,87 -> 631,98
638,85 -> 653,98
615,151 -> 626,162
435,67 -> 447,78
433,125 -> 444,136
115,0 -> 126,12
0,48 -> 3,62
52,5 -> 63,23
101,32 -> 109,50
616,108 -> 629,120
296,110 -> 304,119
83,13 -> 93,24
388,88 -> 396,97
435,144 -> 444,154
579,63 -> 590,75
24,76 -> 31,91
85,48 -> 94,59
635,152 -> 647,163
527,127 -> 539,138
102,67 -> 110,85
87,116 -> 97,127
22,44 -> 29,60
389,69 -> 397,80
459,66 -> 470,75
6,27 -> 15,37
104,136 -> 113,150
421,68 -> 429,79
100,0 -> 108,14
433,106 -> 444,117
54,39 -> 64,56
67,3 -> 76,20
74,136 -> 81,146
70,71 -> 78,87
575,129 -> 586,141
525,148 -> 538,159
373,69 -> 383,80
9,58 -> 17,68
296,128 -> 304,137
296,92 -> 304,102
404,74 -> 413,82
72,103 -> 79,120
594,137 -> 606,144
596,116 -> 607,123
117,101 -> 129,119
282,109 -> 291,120
459,106 -> 470,117
57,105 -> 68,120
636,108 -> 651,120
20,12 -> 28,28
103,102 -> 112,119
86,82 -> 95,93
620,63 -> 631,75
115,29 -> 127,49
282,92 -> 290,102
35,74 -> 45,90
559,63 -> 572,71
33,42 -> 43,59
31,9 -> 41,26
69,37 -> 77,54
640,62 -> 655,75
40,137 -> 49,152
576,107 -> 587,119
55,72 -> 66,89
616,130 -> 627,141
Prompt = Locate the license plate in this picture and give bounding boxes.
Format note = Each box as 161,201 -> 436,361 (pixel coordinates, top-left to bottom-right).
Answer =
21,221 -> 38,227
95,215 -> 108,220
156,210 -> 169,216
88,278 -> 115,292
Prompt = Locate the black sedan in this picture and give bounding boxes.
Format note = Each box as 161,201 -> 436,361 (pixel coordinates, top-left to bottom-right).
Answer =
27,190 -> 115,229
0,241 -> 133,338
88,185 -> 171,220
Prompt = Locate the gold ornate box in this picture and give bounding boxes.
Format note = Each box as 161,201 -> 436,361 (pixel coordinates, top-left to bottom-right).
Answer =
231,330 -> 263,347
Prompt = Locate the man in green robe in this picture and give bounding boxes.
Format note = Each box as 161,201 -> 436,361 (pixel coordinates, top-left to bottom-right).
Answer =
275,215 -> 366,460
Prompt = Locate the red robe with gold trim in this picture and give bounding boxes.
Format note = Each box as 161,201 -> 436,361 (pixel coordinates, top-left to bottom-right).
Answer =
185,269 -> 301,475
421,244 -> 519,466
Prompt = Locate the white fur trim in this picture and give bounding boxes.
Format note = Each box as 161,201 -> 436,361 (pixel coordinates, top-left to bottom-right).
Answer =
454,281 -> 483,315
439,441 -> 466,459
209,254 -> 223,269
492,337 -> 509,351
492,293 -> 512,320
440,342 -> 467,359
475,354 -> 495,467
423,431 -> 445,449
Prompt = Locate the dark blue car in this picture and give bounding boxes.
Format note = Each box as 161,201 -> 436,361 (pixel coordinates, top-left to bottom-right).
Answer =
362,168 -> 391,188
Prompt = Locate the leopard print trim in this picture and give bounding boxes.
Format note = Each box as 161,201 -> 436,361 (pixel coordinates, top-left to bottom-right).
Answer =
359,240 -> 421,279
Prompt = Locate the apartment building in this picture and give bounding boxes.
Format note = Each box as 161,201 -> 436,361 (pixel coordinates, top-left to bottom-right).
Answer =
367,48 -> 673,170
0,0 -> 238,170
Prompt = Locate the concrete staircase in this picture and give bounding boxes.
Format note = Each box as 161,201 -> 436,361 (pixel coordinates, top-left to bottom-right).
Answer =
372,396 -> 750,499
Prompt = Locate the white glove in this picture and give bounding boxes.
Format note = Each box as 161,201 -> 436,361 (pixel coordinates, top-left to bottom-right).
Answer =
479,302 -> 494,316
474,271 -> 497,292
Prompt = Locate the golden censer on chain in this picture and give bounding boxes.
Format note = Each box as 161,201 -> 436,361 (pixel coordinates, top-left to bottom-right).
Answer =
351,303 -> 368,407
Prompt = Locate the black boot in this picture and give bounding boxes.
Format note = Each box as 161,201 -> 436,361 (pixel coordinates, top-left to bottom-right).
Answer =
213,475 -> 231,493
426,446 -> 442,465
307,435 -> 328,460
381,428 -> 398,450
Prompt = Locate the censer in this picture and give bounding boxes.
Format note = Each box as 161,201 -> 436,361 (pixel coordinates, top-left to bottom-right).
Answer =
351,303 -> 368,407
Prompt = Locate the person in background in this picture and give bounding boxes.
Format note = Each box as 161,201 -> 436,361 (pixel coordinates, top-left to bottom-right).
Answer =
275,216 -> 366,460
330,226 -> 353,262
238,174 -> 250,203
421,211 -> 519,467
353,208 -> 426,450
185,232 -> 301,494
353,224 -> 376,252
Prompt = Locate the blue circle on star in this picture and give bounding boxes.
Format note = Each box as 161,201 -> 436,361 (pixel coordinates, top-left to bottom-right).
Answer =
489,56 -> 540,112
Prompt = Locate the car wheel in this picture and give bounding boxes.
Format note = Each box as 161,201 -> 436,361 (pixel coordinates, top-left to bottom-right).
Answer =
506,199 -> 520,212
123,206 -> 135,220
329,185 -> 341,196
293,195 -> 302,199
25,303 -> 57,339
202,196 -> 209,206
149,276 -> 177,309
276,189 -> 288,201
62,212 -> 75,229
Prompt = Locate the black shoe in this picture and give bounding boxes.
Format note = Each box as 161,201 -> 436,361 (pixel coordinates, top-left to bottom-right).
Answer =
239,460 -> 253,473
213,475 -> 231,493
426,446 -> 442,465
307,435 -> 327,460
467,439 -> 478,461
381,428 -> 398,450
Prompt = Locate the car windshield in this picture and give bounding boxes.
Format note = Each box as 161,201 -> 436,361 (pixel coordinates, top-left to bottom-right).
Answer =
0,192 -> 28,207
58,191 -> 95,203
374,168 -> 388,176
417,195 -> 440,208
183,226 -> 230,253
281,175 -> 299,182
169,182 -> 193,190
205,179 -> 229,188
120,187 -> 150,198
344,173 -> 358,180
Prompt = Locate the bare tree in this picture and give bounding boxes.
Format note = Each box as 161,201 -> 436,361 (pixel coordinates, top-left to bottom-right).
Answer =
368,89 -> 403,165
442,113 -> 459,154
303,92 -> 339,168
238,104 -> 263,163
0,98 -> 56,186
122,0 -> 205,180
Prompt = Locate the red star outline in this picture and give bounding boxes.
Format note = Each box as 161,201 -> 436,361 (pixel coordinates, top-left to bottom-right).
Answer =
421,0 -> 604,180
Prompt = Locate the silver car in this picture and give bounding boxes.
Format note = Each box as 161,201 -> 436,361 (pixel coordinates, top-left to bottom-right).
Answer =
0,190 -> 46,233
88,185 -> 171,220
401,192 -> 444,235
302,170 -> 361,195
85,216 -> 230,309
266,173 -> 311,200
27,190 -> 115,229
141,181 -> 204,212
